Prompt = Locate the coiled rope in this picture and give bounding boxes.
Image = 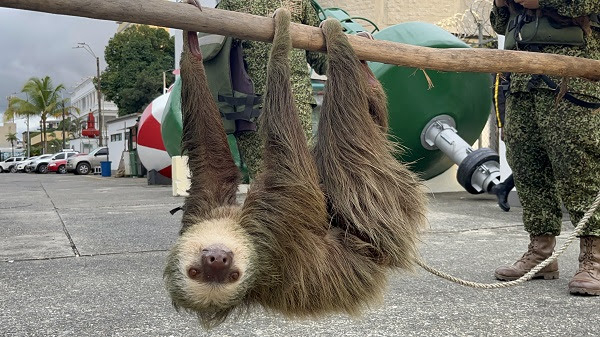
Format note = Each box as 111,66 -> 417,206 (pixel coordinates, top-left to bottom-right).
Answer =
417,189 -> 600,289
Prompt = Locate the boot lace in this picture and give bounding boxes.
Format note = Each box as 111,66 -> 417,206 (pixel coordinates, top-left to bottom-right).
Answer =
516,240 -> 536,263
579,237 -> 595,272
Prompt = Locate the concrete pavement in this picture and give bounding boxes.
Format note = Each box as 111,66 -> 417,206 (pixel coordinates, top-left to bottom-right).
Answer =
1,173 -> 598,336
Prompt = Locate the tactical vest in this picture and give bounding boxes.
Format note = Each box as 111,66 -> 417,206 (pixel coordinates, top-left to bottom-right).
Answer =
503,2 -> 599,50
198,33 -> 262,134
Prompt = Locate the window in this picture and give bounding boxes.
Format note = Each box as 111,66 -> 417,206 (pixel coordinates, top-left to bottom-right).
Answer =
95,148 -> 108,156
110,133 -> 123,142
54,153 -> 65,160
67,153 -> 77,158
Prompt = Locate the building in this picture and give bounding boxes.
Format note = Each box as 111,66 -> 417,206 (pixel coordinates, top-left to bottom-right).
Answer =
317,0 -> 492,34
106,113 -> 140,171
68,76 -> 119,152
0,121 -> 25,160
0,121 -> 17,148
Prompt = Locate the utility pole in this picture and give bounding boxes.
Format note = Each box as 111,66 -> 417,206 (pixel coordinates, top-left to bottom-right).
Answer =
75,42 -> 103,146
96,55 -> 103,146
26,115 -> 30,158
62,99 -> 66,149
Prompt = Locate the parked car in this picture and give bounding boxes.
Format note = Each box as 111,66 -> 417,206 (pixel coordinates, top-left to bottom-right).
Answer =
47,152 -> 79,174
25,154 -> 54,173
67,147 -> 109,175
15,156 -> 39,173
0,156 -> 26,173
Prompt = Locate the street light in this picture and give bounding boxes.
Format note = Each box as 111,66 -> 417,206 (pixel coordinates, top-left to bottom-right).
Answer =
74,42 -> 104,147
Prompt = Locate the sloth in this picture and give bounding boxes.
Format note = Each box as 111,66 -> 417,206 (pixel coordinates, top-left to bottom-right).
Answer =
164,7 -> 427,329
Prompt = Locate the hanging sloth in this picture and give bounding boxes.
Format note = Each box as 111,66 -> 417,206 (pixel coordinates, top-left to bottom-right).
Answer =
164,7 -> 427,329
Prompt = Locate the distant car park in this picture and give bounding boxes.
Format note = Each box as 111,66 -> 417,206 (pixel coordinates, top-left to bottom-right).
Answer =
28,151 -> 78,174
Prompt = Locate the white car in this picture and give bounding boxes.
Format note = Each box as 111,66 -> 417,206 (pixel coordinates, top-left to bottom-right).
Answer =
25,154 -> 54,174
15,156 -> 39,173
0,156 -> 26,173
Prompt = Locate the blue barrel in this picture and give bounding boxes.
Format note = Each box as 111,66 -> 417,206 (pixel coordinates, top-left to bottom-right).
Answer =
100,161 -> 112,177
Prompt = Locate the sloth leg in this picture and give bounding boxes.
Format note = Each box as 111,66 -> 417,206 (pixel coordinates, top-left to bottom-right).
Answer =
314,19 -> 427,268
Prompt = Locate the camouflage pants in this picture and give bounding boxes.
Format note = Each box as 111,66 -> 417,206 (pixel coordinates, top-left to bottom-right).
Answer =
504,90 -> 600,237
235,101 -> 314,180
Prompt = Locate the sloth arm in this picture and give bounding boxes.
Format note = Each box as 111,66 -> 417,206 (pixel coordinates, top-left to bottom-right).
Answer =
239,9 -> 329,239
238,12 -> 386,315
179,30 -> 241,231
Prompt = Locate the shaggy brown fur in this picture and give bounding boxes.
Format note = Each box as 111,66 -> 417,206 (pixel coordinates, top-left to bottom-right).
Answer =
178,29 -> 241,233
313,21 -> 427,269
164,9 -> 427,329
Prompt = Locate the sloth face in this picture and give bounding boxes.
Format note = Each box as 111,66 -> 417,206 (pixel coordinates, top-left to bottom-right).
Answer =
164,216 -> 254,322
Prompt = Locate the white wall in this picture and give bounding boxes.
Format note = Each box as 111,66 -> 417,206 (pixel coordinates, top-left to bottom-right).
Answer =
106,114 -> 140,171
69,138 -> 99,154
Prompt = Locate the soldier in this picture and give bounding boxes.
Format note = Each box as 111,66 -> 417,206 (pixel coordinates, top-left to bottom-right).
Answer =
490,0 -> 600,295
217,0 -> 328,179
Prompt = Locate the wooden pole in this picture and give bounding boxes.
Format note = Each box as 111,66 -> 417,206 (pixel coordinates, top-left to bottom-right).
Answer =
3,0 -> 600,80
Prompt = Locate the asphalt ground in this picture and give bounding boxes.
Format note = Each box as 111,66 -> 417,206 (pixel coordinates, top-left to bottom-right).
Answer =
1,173 -> 599,337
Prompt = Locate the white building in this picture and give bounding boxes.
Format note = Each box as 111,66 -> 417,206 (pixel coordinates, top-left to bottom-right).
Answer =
70,138 -> 99,154
106,113 -> 140,171
70,77 -> 119,147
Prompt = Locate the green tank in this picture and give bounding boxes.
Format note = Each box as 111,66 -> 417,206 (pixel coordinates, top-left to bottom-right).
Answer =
370,22 -> 493,179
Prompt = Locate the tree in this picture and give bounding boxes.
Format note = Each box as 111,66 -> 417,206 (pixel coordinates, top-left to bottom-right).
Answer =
5,132 -> 18,157
47,131 -> 63,153
102,25 -> 175,116
57,117 -> 81,139
4,77 -> 79,154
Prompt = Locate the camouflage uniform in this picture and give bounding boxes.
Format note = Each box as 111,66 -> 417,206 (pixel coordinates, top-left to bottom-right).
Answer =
218,0 -> 327,179
491,1 -> 600,237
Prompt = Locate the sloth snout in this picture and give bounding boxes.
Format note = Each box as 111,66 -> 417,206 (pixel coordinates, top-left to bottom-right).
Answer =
203,247 -> 232,269
189,245 -> 236,283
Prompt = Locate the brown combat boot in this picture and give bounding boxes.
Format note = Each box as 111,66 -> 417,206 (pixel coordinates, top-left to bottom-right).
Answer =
568,236 -> 600,296
495,235 -> 559,281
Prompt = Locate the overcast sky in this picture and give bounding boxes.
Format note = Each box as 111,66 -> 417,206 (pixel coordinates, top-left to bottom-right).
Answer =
0,1 -> 222,137
0,8 -> 120,135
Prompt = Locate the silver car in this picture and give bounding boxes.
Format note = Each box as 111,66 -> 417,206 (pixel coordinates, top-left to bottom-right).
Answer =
26,154 -> 54,173
15,156 -> 39,173
66,147 -> 109,175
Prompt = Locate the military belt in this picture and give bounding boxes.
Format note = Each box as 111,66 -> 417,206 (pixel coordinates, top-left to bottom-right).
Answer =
528,74 -> 600,109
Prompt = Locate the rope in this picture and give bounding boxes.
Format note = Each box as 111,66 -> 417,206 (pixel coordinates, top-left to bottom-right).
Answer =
417,188 -> 600,289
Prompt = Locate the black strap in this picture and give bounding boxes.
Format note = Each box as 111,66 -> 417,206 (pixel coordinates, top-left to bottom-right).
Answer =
218,94 -> 263,121
528,74 -> 600,109
169,206 -> 184,215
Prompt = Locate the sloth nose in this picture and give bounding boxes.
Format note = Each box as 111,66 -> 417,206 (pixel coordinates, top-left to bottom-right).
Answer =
203,248 -> 232,268
200,246 -> 234,283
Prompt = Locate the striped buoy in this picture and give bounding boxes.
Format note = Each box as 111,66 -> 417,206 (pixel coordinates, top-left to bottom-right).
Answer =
137,92 -> 172,178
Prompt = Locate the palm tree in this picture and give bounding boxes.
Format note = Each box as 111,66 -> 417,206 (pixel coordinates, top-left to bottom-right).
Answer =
57,116 -> 81,139
3,76 -> 79,154
47,131 -> 64,153
5,132 -> 18,157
